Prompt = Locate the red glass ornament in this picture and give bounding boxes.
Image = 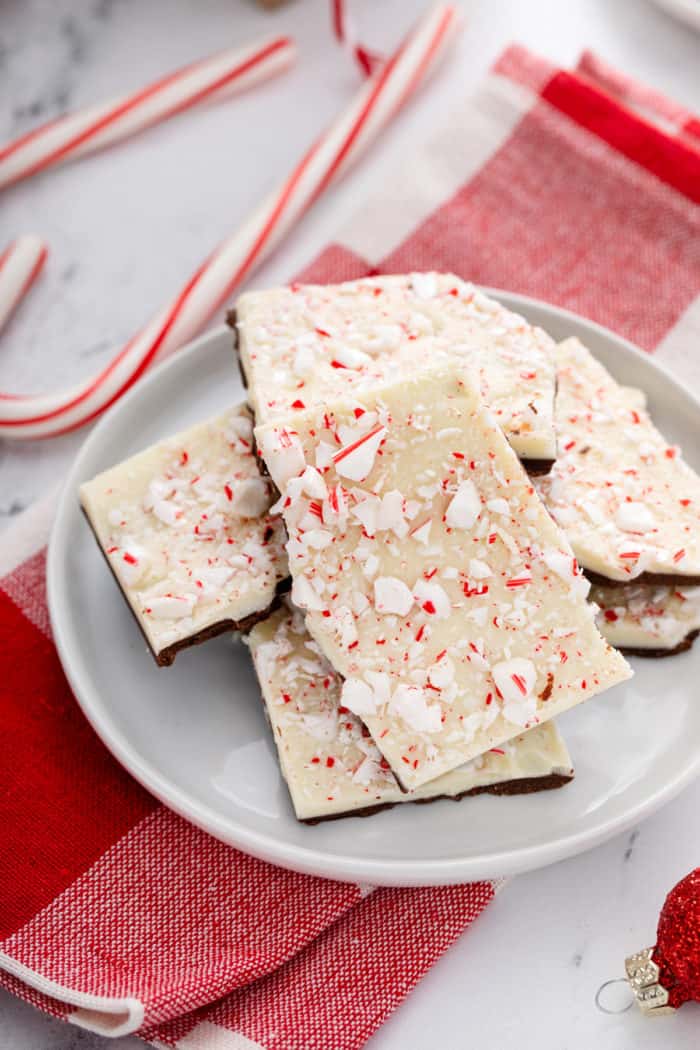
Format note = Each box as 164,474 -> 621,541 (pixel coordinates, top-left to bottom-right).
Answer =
652,867 -> 700,1009
624,867 -> 700,1014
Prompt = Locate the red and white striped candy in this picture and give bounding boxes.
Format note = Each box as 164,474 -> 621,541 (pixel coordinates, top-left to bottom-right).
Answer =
0,3 -> 460,440
0,36 -> 295,191
0,235 -> 48,335
331,0 -> 384,77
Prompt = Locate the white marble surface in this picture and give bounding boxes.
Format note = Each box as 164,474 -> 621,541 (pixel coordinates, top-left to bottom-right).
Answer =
1,0 -> 699,1047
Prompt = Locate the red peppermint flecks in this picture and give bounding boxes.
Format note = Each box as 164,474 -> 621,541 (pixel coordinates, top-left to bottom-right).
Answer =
511,674 -> 527,696
463,584 -> 489,598
332,422 -> 385,466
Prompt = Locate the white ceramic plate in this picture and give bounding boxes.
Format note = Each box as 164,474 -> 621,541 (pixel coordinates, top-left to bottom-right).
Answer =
48,292 -> 700,886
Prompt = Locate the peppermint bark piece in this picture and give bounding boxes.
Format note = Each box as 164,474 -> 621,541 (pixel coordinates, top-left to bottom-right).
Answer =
233,273 -> 557,469
249,606 -> 574,821
255,368 -> 630,790
592,583 -> 700,657
536,339 -> 700,585
81,405 -> 289,666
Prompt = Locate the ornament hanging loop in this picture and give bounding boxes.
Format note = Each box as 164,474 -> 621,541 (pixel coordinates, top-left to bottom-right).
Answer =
595,978 -> 634,1015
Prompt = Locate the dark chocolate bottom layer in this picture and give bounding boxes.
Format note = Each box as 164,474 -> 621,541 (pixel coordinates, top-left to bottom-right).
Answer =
301,770 -> 574,824
585,568 -> 700,589
157,606 -> 279,667
82,505 -> 290,667
618,628 -> 699,659
521,458 -> 555,477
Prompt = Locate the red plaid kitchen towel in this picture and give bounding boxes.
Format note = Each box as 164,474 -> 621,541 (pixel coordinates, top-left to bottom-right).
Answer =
1,46 -> 699,1050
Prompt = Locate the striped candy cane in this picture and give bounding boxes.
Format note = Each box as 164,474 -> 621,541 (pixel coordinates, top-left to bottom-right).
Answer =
0,3 -> 460,439
0,36 -> 295,192
0,236 -> 48,335
331,0 -> 384,77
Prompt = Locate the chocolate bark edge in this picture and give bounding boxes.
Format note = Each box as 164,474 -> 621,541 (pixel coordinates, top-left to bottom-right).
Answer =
301,770 -> 574,824
227,309 -> 250,393
81,505 -> 290,668
584,568 -> 700,589
229,315 -> 275,484
616,628 -> 699,659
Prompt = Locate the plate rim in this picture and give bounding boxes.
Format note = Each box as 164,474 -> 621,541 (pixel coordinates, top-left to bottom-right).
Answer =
47,290 -> 700,886
648,0 -> 700,31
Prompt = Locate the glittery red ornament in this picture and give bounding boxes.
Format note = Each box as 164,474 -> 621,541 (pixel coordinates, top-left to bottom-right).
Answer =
625,867 -> 700,1014
653,868 -> 700,1009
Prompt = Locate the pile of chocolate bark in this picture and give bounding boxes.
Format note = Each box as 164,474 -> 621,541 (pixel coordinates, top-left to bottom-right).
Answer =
81,274 -> 700,821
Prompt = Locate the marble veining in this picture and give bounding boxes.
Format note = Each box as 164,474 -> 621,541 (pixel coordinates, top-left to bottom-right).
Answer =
0,498 -> 26,519
624,829 -> 640,862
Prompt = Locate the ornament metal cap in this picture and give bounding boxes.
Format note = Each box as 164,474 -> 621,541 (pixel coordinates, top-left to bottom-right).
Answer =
625,948 -> 674,1016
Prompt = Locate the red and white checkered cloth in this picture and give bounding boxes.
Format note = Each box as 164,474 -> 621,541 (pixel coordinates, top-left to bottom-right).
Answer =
1,46 -> 699,1050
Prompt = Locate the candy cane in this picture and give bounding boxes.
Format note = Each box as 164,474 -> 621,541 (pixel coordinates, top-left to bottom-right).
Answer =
331,0 -> 384,77
0,36 -> 295,191
0,3 -> 459,440
0,236 -> 48,335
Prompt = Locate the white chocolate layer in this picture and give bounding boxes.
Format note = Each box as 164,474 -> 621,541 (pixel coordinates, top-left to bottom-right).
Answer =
592,583 -> 700,651
236,274 -> 557,461
249,606 -> 574,821
81,405 -> 289,664
255,368 -> 630,790
536,339 -> 700,582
